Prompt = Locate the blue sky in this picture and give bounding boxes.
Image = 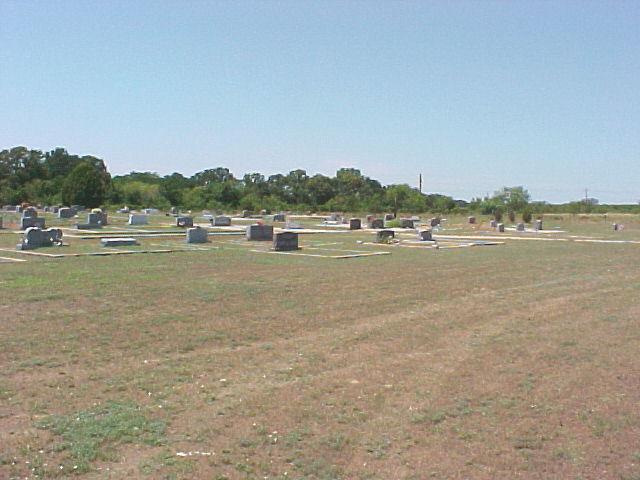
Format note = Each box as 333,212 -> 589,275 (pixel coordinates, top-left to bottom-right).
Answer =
1,1 -> 638,203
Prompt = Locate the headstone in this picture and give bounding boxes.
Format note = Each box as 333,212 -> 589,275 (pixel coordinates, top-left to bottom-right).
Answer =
100,237 -> 139,247
384,213 -> 395,221
534,219 -> 543,231
273,213 -> 286,222
349,218 -> 362,230
613,223 -> 619,231
52,206 -> 60,214
22,207 -> 38,218
369,218 -> 384,229
329,212 -> 341,222
0,217 -> 3,229
260,209 -> 268,215
16,205 -> 23,213
273,231 -> 299,251
58,207 -> 74,219
76,212 -> 103,229
21,216 -> 45,230
128,214 -> 149,225
176,216 -> 194,228
399,218 -> 415,228
186,226 -> 208,243
489,219 -> 497,228
3,205 -> 16,212
170,206 -> 178,215
417,229 -> 433,241
242,210 -> 251,218
212,215 -> 231,226
468,216 -> 476,224
516,223 -> 525,232
497,223 -> 505,232
246,224 -> 273,241
99,211 -> 108,225
430,217 -> 440,227
118,206 -> 130,214
17,227 -> 63,250
375,230 -> 395,243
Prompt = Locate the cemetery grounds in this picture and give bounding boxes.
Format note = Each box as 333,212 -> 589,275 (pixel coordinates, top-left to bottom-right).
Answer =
1,212 -> 640,479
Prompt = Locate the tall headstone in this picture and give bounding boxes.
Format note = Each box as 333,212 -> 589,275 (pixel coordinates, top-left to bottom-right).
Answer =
186,226 -> 208,243
21,216 -> 45,230
58,207 -> 74,219
176,216 -> 194,228
417,229 -> 433,241
246,224 -> 273,241
376,229 -> 395,243
273,231 -> 299,251
128,214 -> 149,225
399,218 -> 415,228
516,223 -> 525,232
534,219 -> 543,231
497,223 -> 505,232
349,218 -> 362,230
489,219 -> 497,228
212,215 -> 231,226
369,219 -> 384,229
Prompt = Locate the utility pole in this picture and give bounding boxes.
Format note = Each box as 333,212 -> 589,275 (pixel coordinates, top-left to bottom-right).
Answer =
585,188 -> 588,204
419,173 -> 422,193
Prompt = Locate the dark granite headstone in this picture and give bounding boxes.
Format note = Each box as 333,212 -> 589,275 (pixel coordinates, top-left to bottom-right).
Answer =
273,231 -> 299,251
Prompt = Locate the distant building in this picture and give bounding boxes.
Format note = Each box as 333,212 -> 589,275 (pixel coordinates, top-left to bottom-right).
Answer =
581,197 -> 599,205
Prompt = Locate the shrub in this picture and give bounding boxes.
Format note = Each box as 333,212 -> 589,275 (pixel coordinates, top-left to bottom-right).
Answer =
522,210 -> 533,223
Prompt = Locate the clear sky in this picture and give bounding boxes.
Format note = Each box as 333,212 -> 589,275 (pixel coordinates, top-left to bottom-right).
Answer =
1,1 -> 638,203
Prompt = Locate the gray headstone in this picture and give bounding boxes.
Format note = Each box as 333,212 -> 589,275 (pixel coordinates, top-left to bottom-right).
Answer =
170,207 -> 178,215
242,210 -> 251,218
17,227 -> 62,250
212,215 -> 231,226
497,223 -> 505,232
417,229 -> 433,241
516,223 -> 525,232
369,219 -> 384,229
128,214 -> 149,225
399,218 -> 415,228
186,226 -> 208,243
176,216 -> 193,228
21,217 -> 45,230
376,229 -> 395,242
430,217 -> 440,227
273,213 -> 286,222
613,223 -> 619,231
273,231 -> 299,251
468,216 -> 476,224
22,207 -> 38,218
534,219 -> 543,231
101,237 -> 139,247
246,224 -> 274,241
58,207 -> 74,219
489,219 -> 497,228
384,213 -> 395,221
349,218 -> 362,230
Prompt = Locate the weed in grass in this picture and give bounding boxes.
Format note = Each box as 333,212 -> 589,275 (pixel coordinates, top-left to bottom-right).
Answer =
36,401 -> 165,473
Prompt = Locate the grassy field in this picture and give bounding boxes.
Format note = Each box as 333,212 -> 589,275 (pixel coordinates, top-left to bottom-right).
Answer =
1,212 -> 640,479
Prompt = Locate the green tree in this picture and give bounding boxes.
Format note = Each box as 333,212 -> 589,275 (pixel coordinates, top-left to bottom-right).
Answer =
61,161 -> 110,207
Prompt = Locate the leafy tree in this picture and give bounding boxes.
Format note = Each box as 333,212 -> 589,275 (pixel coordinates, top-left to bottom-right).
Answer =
61,161 -> 111,207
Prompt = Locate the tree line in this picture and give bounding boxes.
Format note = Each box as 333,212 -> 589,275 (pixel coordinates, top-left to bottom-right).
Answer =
1,146 -> 637,215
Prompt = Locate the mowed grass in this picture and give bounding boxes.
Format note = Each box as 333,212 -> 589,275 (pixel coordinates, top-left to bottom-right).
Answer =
1,215 -> 640,479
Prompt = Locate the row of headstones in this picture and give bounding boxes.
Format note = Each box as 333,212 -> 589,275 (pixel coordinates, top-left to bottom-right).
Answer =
185,224 -> 299,251
375,229 -> 434,242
